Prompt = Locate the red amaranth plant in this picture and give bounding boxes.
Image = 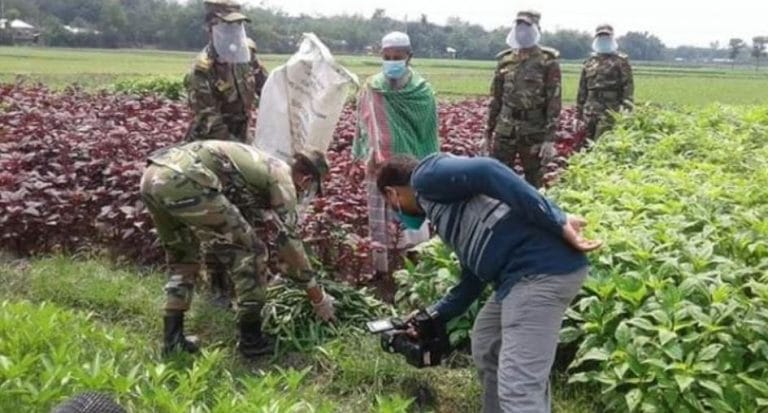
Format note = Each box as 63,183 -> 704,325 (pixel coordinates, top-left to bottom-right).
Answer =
0,85 -> 586,282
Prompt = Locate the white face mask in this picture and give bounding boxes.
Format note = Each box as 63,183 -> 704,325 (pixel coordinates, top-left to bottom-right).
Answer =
592,36 -> 619,54
212,22 -> 250,64
506,23 -> 541,49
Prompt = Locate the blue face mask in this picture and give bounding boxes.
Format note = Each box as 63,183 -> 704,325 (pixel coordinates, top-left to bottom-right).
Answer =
383,60 -> 408,80
593,37 -> 617,54
397,211 -> 426,230
393,193 -> 426,229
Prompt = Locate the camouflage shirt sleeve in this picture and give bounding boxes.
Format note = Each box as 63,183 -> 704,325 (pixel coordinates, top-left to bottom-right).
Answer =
620,59 -> 635,111
252,59 -> 269,99
543,58 -> 562,140
576,64 -> 588,115
267,160 -> 315,289
486,62 -> 505,134
185,68 -> 231,140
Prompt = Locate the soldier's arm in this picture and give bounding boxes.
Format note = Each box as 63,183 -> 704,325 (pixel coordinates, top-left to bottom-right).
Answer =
544,59 -> 562,140
268,167 -> 316,288
185,70 -> 231,140
253,59 -> 269,98
486,65 -> 504,135
620,60 -> 635,111
576,66 -> 588,117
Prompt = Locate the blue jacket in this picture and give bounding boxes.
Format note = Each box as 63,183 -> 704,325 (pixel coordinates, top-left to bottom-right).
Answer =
412,154 -> 588,321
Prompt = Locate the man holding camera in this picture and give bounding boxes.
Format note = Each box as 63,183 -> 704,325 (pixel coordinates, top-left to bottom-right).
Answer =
376,153 -> 601,413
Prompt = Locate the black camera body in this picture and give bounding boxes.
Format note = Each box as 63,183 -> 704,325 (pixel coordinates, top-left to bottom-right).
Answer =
367,309 -> 450,368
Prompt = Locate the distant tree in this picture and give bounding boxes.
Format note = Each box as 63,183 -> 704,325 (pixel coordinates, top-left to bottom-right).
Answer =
752,36 -> 767,70
617,31 -> 666,61
5,8 -> 21,22
98,0 -> 128,47
729,38 -> 746,68
541,29 -> 592,59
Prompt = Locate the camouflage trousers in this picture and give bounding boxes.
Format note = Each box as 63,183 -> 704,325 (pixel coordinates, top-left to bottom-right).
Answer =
140,164 -> 267,323
584,111 -> 616,142
491,133 -> 550,188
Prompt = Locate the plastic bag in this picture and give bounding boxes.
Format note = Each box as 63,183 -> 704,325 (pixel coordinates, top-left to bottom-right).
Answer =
252,33 -> 359,162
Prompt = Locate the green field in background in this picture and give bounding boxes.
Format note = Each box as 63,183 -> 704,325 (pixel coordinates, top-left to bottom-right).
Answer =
1,46 -> 767,105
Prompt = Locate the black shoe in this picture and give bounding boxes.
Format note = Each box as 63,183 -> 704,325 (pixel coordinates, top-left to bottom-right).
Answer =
162,312 -> 200,356
237,319 -> 275,358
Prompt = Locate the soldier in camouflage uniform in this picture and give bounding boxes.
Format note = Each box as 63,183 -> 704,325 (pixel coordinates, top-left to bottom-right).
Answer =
140,140 -> 336,358
184,1 -> 263,143
576,24 -> 634,141
486,10 -> 562,188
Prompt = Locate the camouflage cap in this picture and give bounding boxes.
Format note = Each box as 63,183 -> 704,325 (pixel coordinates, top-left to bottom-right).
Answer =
216,11 -> 250,23
515,10 -> 541,26
204,0 -> 243,23
203,0 -> 242,13
294,149 -> 329,196
596,24 -> 614,37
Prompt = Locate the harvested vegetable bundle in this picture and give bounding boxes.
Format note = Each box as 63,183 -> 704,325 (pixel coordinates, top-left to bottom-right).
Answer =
263,279 -> 394,352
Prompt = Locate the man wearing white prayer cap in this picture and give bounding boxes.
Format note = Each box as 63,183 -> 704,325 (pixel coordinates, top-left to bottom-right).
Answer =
352,30 -> 440,278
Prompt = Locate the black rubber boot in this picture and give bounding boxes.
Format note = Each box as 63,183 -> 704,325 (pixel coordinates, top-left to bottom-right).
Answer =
237,318 -> 275,359
162,312 -> 200,356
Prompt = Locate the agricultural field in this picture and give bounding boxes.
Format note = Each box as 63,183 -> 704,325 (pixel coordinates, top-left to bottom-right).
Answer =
1,46 -> 768,104
1,44 -> 767,412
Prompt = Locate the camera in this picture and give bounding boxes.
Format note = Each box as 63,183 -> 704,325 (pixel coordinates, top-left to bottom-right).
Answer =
366,309 -> 450,368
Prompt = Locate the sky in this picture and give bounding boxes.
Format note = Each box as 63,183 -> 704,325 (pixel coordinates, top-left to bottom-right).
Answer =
247,0 -> 768,48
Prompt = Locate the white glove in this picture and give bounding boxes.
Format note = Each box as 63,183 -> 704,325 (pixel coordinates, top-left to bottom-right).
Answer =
311,292 -> 336,322
538,141 -> 557,160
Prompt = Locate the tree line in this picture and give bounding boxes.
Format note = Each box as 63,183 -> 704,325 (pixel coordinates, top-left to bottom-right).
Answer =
1,0 -> 766,65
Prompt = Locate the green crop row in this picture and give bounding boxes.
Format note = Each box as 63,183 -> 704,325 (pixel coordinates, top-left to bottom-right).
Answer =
551,104 -> 768,412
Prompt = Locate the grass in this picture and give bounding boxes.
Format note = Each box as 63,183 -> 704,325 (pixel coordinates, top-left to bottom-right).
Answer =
0,256 -> 597,412
1,46 -> 767,104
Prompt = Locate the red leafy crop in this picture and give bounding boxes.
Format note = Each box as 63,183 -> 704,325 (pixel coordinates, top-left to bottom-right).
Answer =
0,84 -> 188,264
0,85 -> 586,282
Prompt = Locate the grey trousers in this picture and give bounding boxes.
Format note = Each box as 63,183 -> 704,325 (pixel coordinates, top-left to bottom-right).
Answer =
471,267 -> 588,413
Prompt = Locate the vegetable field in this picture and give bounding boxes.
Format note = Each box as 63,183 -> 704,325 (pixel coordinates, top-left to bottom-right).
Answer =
1,46 -> 767,412
2,46 -> 768,104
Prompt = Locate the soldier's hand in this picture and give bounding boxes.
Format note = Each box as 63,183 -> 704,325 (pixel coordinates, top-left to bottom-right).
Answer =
310,289 -> 337,323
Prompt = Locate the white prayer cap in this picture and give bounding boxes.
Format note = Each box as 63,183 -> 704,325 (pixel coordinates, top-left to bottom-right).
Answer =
381,31 -> 411,49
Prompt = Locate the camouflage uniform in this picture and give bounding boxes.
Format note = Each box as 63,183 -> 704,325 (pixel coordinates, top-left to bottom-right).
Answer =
246,38 -> 269,102
204,0 -> 268,102
140,140 -> 316,323
487,11 -> 561,188
576,25 -> 634,141
184,45 -> 257,142
184,5 -> 260,142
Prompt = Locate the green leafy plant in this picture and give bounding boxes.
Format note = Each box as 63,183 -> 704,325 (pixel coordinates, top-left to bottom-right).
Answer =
552,104 -> 768,412
112,77 -> 184,100
0,300 -> 335,412
262,279 -> 394,353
